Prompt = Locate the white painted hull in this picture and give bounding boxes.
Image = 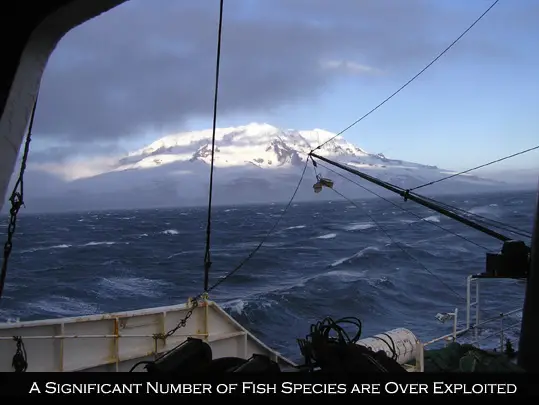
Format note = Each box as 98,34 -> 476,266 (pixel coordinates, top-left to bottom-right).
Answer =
0,299 -> 296,372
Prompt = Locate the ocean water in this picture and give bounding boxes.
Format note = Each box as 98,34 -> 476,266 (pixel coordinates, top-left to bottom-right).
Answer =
0,189 -> 535,362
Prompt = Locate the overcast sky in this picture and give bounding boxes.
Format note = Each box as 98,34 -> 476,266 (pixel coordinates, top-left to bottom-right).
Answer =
30,0 -> 539,172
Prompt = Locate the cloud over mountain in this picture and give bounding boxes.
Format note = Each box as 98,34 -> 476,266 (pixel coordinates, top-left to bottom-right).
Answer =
16,123 -> 507,213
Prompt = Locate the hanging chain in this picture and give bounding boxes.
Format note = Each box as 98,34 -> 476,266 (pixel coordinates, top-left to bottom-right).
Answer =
0,95 -> 39,300
153,295 -> 203,341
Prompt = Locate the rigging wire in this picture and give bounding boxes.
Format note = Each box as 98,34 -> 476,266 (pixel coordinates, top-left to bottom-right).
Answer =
207,159 -> 309,293
419,195 -> 532,239
203,0 -> 225,292
311,0 -> 501,153
201,0 -> 506,295
319,158 -> 531,239
311,152 -> 513,242
316,161 -> 492,251
152,0 -> 228,338
313,161 -> 528,317
161,159 -> 309,337
313,147 -> 532,239
326,182 -> 465,301
408,145 -> 539,193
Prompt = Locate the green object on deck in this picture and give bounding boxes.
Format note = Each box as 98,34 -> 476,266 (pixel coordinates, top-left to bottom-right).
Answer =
423,342 -> 524,372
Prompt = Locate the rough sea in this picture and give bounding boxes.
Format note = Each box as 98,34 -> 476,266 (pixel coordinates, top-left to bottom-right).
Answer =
0,189 -> 535,362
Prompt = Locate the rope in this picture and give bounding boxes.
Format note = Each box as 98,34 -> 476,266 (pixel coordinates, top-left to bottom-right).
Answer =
316,161 -> 491,251
297,316 -> 408,372
203,0 -> 225,292
312,0 -> 501,152
298,316 -> 363,369
409,145 -> 539,192
207,159 -> 309,293
372,334 -> 398,361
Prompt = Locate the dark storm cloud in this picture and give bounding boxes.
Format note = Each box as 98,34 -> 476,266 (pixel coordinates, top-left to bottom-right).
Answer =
34,0 -> 533,143
28,143 -> 123,164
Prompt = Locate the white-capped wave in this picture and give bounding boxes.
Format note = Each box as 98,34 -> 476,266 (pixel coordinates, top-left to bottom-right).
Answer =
25,296 -> 99,317
21,241 -> 129,253
220,297 -> 275,317
284,225 -> 306,230
161,229 -> 179,235
330,246 -> 379,267
20,244 -> 72,253
469,205 -> 500,216
97,276 -> 171,299
320,269 -> 368,282
83,241 -> 124,246
422,215 -> 440,223
221,298 -> 246,315
315,233 -> 337,239
343,222 -> 375,231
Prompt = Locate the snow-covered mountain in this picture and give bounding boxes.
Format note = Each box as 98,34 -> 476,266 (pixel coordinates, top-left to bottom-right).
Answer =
115,123 -> 368,170
22,123 -> 505,212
